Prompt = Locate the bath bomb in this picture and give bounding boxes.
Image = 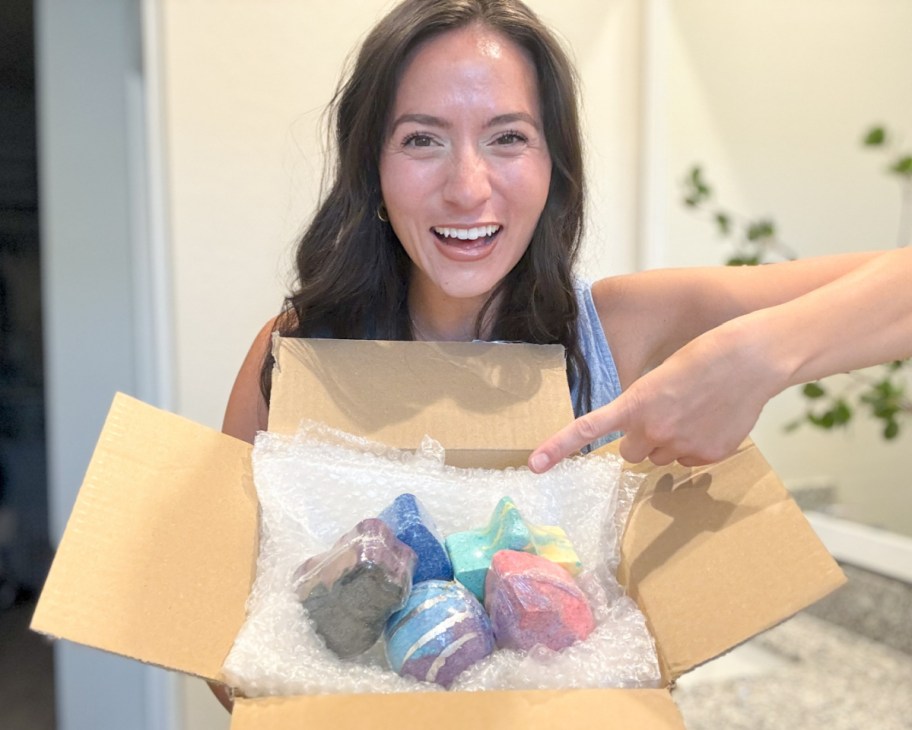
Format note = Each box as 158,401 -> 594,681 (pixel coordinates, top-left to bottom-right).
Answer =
378,493 -> 453,583
385,579 -> 495,688
293,517 -> 417,658
445,496 -> 533,601
528,522 -> 582,577
484,549 -> 595,652
445,496 -> 581,601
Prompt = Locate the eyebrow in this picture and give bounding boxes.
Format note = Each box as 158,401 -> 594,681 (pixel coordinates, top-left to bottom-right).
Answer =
389,111 -> 541,133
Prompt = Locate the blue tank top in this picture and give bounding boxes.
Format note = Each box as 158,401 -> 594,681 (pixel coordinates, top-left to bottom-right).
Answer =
571,280 -> 623,450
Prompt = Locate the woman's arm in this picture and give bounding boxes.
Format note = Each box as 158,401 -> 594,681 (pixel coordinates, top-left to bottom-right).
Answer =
592,251 -> 884,389
209,318 -> 277,711
222,318 -> 276,442
530,247 -> 912,471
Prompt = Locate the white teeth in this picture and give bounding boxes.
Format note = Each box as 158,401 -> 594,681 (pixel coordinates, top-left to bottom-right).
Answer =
434,225 -> 500,241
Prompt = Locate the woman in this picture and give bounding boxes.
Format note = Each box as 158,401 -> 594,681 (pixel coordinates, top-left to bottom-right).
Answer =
224,0 -> 911,475
214,0 -> 911,711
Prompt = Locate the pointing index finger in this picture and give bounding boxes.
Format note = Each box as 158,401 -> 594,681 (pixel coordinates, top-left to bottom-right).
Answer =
527,402 -> 625,473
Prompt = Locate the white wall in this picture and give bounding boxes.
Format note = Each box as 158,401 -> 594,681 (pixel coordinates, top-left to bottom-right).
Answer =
647,0 -> 912,533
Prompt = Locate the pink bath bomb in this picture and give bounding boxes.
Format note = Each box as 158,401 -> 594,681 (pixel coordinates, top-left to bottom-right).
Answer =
484,549 -> 595,652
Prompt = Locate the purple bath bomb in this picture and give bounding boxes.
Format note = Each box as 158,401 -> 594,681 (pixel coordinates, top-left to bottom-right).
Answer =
385,580 -> 495,688
484,550 -> 595,652
293,517 -> 417,658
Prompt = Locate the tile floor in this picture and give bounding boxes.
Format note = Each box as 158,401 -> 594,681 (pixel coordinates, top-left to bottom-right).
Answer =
675,611 -> 912,730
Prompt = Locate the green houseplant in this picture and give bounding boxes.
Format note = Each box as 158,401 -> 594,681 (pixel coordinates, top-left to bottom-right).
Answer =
682,126 -> 911,440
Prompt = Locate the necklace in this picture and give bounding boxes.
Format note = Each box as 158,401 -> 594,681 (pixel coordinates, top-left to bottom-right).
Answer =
410,311 -> 479,341
410,316 -> 432,341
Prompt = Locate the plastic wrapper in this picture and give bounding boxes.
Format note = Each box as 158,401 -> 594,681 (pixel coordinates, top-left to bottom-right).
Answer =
292,518 -> 416,658
221,420 -> 662,696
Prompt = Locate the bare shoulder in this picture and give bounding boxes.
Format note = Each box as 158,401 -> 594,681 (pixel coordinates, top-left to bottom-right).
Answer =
590,267 -> 759,385
222,317 -> 279,444
589,252 -> 883,387
589,273 -> 684,388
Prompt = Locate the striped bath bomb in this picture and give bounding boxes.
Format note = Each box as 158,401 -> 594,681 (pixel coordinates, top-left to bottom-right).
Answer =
385,580 -> 495,688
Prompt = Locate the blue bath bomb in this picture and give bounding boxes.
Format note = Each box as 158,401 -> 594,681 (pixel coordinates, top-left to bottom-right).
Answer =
385,580 -> 494,688
378,493 -> 453,583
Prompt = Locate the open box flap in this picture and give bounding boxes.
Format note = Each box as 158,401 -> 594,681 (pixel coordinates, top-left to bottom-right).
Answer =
231,688 -> 686,730
31,393 -> 259,682
268,337 -> 575,468
609,439 -> 847,682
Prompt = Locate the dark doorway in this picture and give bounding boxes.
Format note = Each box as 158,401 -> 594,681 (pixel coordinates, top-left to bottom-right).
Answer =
0,0 -> 56,727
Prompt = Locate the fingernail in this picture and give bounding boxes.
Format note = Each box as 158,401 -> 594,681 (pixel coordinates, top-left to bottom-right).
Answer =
529,452 -> 549,473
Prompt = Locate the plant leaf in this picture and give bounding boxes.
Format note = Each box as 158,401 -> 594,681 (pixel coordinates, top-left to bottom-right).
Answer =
803,382 -> 826,399
832,400 -> 852,425
727,255 -> 761,266
746,220 -> 775,241
863,126 -> 886,146
889,156 -> 912,177
715,212 -> 731,236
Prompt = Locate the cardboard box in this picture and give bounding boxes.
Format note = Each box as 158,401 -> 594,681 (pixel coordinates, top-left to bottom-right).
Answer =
32,338 -> 846,728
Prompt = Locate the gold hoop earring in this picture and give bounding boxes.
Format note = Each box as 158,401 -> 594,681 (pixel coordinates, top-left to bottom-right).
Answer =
377,202 -> 389,223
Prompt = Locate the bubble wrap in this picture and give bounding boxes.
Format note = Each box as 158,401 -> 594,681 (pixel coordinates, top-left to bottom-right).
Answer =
221,421 -> 662,697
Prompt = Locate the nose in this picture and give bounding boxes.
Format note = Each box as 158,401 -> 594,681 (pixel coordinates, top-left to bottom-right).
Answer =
442,146 -> 492,211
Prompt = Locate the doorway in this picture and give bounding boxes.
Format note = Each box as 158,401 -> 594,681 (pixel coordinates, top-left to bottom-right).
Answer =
0,0 -> 56,727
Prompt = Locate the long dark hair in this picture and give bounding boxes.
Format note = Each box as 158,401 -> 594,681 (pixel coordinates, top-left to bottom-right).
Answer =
264,0 -> 590,412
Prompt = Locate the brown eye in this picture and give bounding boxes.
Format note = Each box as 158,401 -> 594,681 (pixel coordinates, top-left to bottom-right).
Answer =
403,133 -> 436,148
494,131 -> 527,145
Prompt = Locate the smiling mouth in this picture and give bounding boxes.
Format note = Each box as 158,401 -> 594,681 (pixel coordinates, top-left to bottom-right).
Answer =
432,225 -> 501,244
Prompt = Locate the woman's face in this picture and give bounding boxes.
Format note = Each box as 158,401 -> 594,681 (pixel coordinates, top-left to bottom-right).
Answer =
379,25 -> 552,309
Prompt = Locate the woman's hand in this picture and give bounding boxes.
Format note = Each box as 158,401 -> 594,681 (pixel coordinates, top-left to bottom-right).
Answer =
532,247 -> 912,473
529,319 -> 780,471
